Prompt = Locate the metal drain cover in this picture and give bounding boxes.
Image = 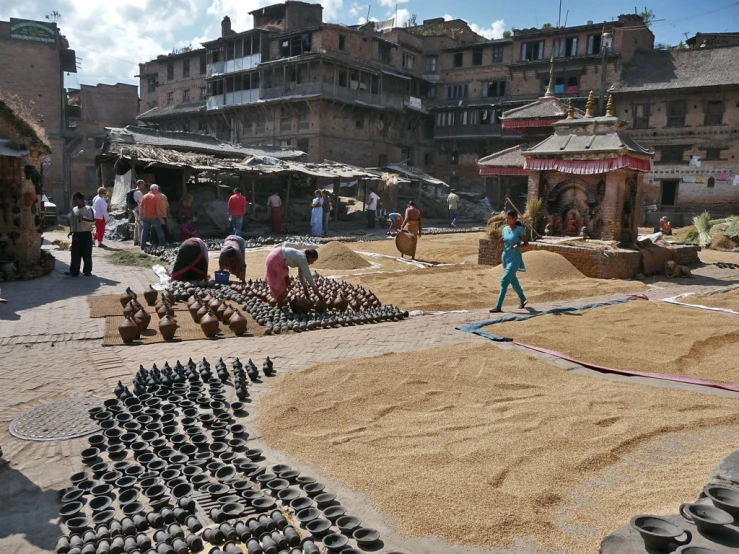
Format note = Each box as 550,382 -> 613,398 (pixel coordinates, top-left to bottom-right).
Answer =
9,397 -> 105,441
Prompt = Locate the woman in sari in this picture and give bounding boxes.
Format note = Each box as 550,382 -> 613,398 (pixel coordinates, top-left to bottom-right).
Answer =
490,210 -> 528,313
218,235 -> 246,283
310,190 -> 323,236
265,246 -> 319,305
171,237 -> 209,282
401,201 -> 422,259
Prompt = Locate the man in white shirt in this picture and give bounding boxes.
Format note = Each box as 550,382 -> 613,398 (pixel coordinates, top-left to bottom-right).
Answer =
367,190 -> 380,229
66,192 -> 96,277
92,187 -> 110,248
267,191 -> 282,233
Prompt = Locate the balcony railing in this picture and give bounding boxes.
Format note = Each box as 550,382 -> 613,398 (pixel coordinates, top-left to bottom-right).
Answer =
207,89 -> 261,110
433,123 -> 513,139
207,54 -> 262,78
261,81 -> 407,111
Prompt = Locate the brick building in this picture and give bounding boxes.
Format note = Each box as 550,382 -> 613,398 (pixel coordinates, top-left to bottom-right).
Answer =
611,45 -> 739,226
66,84 -> 139,198
0,18 -> 77,208
134,2 -> 657,203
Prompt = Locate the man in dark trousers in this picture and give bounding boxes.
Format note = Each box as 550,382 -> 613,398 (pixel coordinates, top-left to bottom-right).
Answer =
66,191 -> 95,277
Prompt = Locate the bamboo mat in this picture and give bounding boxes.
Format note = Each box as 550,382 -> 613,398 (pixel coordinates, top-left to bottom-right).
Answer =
102,312 -> 263,347
88,294 -> 188,318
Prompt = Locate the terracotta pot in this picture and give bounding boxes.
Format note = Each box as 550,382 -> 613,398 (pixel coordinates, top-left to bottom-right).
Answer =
315,299 -> 328,314
222,304 -> 235,324
118,317 -> 140,344
216,302 -> 228,321
333,296 -> 348,311
159,315 -> 178,341
126,287 -> 138,301
143,286 -> 158,307
120,290 -> 133,308
196,305 -> 209,324
123,301 -> 136,319
162,291 -> 175,305
200,311 -> 220,338
157,303 -> 174,320
229,311 -> 247,336
188,300 -> 202,321
209,298 -> 222,314
134,307 -> 152,332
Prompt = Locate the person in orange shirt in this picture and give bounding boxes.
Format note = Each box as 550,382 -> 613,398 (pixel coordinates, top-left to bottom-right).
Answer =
139,184 -> 167,249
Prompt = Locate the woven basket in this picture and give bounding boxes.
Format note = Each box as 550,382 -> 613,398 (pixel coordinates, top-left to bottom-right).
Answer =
395,231 -> 417,257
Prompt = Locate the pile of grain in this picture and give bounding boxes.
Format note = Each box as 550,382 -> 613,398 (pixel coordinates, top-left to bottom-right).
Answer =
312,242 -> 371,270
348,252 -> 642,312
259,342 -> 739,552
691,288 -> 739,312
489,301 -> 739,384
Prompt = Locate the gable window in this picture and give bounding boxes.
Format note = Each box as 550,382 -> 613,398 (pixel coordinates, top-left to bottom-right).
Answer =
472,47 -> 483,66
167,62 -> 174,80
281,33 -> 312,58
378,42 -> 392,63
339,35 -> 346,50
147,76 -> 156,93
183,58 -> 190,78
453,52 -> 463,67
483,80 -> 507,98
424,56 -> 437,73
402,52 -> 415,70
587,34 -> 601,54
705,148 -> 722,160
200,86 -> 207,100
521,41 -> 544,61
338,69 -> 348,87
166,91 -> 173,105
704,101 -> 724,126
492,45 -> 504,63
183,89 -> 190,102
554,37 -> 578,58
200,52 -> 207,74
633,103 -> 650,129
297,106 -> 309,130
667,101 -> 687,127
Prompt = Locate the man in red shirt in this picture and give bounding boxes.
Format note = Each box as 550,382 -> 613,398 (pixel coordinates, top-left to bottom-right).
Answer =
227,188 -> 248,237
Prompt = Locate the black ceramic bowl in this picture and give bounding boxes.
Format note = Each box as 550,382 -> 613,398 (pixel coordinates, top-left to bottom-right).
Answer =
90,496 -> 113,514
210,442 -> 228,455
122,501 -> 145,516
324,505 -> 346,522
297,507 -> 321,523
337,516 -> 361,534
216,466 -> 236,481
91,483 -> 113,497
245,449 -> 262,460
208,484 -> 230,498
66,516 -> 90,533
353,528 -> 380,546
61,488 -> 85,504
172,483 -> 193,499
315,492 -> 336,508
291,497 -> 314,512
303,482 -> 326,497
118,489 -> 140,506
322,533 -> 349,552
219,452 -> 237,464
252,498 -> 276,512
91,509 -> 115,526
306,518 -> 332,537
59,501 -> 84,520
704,485 -> 739,517
145,484 -> 168,499
221,502 -> 245,518
278,488 -> 301,502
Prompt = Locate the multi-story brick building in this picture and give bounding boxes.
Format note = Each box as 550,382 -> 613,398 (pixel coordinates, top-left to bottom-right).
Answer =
0,18 -> 77,208
612,45 -> 739,225
135,3 -> 657,200
65,84 -> 139,197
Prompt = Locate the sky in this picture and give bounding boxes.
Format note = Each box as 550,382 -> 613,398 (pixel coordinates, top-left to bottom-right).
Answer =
2,0 -> 738,90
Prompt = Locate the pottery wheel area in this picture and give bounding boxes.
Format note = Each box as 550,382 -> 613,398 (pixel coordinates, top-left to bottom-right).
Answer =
9,398 -> 106,441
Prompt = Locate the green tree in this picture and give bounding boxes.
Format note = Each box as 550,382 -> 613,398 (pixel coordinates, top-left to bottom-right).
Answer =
502,30 -> 511,39
403,14 -> 418,28
639,8 -> 656,27
541,23 -> 553,30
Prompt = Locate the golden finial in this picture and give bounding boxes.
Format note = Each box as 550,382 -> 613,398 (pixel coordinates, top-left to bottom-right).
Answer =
606,94 -> 615,117
567,103 -> 575,119
585,91 -> 596,117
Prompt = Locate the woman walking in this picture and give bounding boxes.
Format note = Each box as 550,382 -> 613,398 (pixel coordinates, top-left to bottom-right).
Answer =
310,189 -> 324,236
218,235 -> 247,283
92,187 -> 109,247
265,246 -> 320,305
401,201 -> 422,259
490,210 -> 528,313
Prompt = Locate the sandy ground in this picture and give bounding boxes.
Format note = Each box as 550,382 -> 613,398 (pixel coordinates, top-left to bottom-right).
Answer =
350,232 -> 484,265
699,249 -> 739,265
688,287 -> 739,312
259,342 -> 739,553
488,301 -> 739,384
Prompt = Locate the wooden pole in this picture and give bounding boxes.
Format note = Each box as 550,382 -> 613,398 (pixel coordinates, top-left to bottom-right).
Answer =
285,176 -> 292,218
251,178 -> 256,217
333,177 -> 340,221
215,173 -> 222,200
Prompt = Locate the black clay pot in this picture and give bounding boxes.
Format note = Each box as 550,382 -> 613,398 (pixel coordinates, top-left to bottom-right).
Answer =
306,518 -> 331,538
303,482 -> 325,497
149,460 -> 167,473
60,501 -> 84,521
172,483 -> 193,499
256,473 -> 276,484
210,442 -> 228,456
122,501 -> 145,517
90,462 -> 110,479
81,448 -> 101,466
107,444 -> 127,461
315,492 -> 336,508
219,452 -> 237,464
278,488 -> 301,502
245,449 -> 263,461
290,497 -> 314,512
179,444 -> 198,459
88,434 -> 106,450
145,484 -> 167,500
62,488 -> 85,504
208,483 -> 230,499
323,505 -> 346,522
170,454 -> 189,466
91,483 -> 114,498
252,497 -> 276,513
215,466 -> 236,481
92,509 -> 115,526
353,527 -> 380,546
66,516 -> 91,534
118,489 -> 140,506
115,475 -> 137,490
322,533 -> 349,552
297,507 -> 320,523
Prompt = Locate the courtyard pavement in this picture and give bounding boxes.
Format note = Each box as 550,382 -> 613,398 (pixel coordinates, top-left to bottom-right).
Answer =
1,238 -> 738,553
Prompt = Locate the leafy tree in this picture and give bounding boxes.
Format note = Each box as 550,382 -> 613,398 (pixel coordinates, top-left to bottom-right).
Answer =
403,14 -> 418,28
502,30 -> 511,39
639,8 -> 656,27
541,23 -> 554,30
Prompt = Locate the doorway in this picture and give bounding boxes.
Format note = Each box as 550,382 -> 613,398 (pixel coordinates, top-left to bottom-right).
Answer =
660,180 -> 678,206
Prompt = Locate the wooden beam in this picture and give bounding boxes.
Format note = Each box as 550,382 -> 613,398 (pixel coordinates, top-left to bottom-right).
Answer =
333,177 -> 340,221
285,176 -> 292,216
251,178 -> 256,217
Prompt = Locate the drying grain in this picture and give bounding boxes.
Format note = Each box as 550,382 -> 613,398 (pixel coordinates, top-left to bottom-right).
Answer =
259,342 -> 739,553
312,242 -> 371,270
488,301 -> 739,384
690,288 -> 739,312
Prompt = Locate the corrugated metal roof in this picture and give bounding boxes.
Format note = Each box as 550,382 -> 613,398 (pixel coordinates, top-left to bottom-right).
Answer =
524,129 -> 652,157
502,97 -> 583,121
478,144 -> 527,168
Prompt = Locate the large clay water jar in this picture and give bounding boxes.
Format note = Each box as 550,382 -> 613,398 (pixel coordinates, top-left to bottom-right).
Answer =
119,317 -> 140,344
143,286 -> 158,307
159,315 -> 178,341
222,304 -> 235,324
196,305 -> 209,324
200,311 -> 220,338
188,300 -> 202,321
333,295 -> 348,311
134,307 -> 152,332
216,302 -> 228,322
157,303 -> 173,320
229,311 -> 247,336
120,290 -> 133,308
123,301 -> 136,319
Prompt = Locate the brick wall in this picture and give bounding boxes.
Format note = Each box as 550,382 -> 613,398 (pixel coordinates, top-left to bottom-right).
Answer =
479,238 -> 700,278
138,51 -> 206,115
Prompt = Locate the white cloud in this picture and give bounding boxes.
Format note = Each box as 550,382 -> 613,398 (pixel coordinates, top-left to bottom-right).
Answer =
379,0 -> 407,6
443,14 -> 453,22
470,18 -> 507,39
395,8 -> 411,26
357,16 -> 380,25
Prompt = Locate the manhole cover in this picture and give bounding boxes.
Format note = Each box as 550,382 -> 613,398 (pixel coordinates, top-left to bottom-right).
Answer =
9,398 -> 106,441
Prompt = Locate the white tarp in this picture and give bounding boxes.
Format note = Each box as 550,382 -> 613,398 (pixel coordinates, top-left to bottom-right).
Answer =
110,170 -> 132,209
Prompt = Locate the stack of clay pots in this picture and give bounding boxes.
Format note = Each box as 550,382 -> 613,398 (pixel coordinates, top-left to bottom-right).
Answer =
117,287 -> 179,343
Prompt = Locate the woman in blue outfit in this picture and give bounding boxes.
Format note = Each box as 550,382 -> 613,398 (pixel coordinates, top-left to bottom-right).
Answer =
310,189 -> 324,236
490,210 -> 529,313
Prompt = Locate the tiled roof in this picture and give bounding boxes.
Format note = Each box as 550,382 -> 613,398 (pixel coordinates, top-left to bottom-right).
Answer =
613,46 -> 739,93
525,125 -> 652,157
478,144 -> 527,167
502,97 -> 583,121
105,126 -> 305,160
137,101 -> 206,121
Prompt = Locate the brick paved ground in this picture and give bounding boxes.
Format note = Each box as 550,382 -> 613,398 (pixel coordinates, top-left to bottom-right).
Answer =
1,239 -> 739,553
